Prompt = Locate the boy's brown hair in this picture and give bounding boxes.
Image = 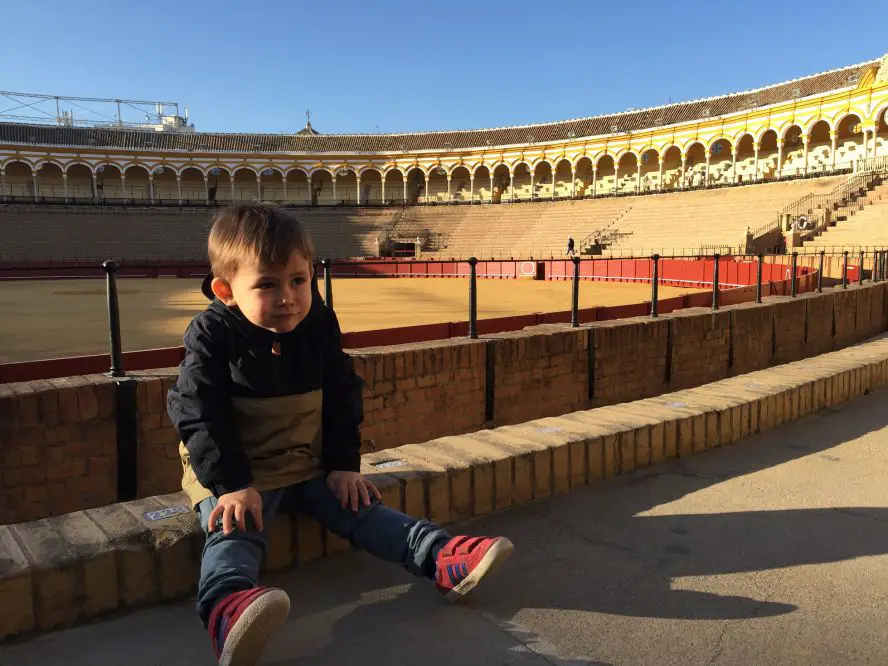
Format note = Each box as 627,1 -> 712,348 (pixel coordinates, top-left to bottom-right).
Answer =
207,203 -> 314,281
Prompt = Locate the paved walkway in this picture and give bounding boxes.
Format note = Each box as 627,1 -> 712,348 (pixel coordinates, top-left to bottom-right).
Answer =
5,387 -> 888,665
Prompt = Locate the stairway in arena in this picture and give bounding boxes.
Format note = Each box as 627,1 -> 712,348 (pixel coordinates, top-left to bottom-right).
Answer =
801,181 -> 888,252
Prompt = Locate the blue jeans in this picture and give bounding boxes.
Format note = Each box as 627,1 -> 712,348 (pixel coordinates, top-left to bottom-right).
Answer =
195,476 -> 450,626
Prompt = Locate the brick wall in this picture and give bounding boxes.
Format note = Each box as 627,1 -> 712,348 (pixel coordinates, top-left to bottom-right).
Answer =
2,281 -> 887,524
352,339 -> 487,452
0,376 -> 117,524
491,326 -> 588,425
590,318 -> 669,406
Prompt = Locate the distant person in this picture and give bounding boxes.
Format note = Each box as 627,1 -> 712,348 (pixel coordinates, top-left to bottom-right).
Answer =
168,203 -> 513,666
566,236 -> 576,256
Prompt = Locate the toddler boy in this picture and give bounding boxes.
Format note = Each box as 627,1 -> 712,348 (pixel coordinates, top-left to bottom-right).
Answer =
167,203 -> 513,666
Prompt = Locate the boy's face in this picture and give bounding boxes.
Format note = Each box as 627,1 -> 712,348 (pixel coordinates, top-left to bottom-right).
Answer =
212,248 -> 313,334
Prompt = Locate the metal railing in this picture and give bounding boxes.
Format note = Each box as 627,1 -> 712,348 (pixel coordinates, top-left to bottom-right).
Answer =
91,248 -> 886,377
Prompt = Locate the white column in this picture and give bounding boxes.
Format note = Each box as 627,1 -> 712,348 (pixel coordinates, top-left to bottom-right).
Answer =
489,173 -> 494,202
571,166 -> 576,197
446,175 -> 451,201
803,138 -> 809,175
332,175 -> 337,203
256,175 -> 261,200
529,171 -> 535,199
32,171 -> 38,201
831,131 -> 838,169
205,177 -> 210,205
402,176 -> 407,203
230,175 -> 235,201
681,154 -> 687,188
731,150 -> 738,182
282,177 -> 287,203
62,173 -> 68,202
469,176 -> 474,202
91,171 -> 98,201
636,161 -> 642,193
122,173 -> 129,201
380,177 -> 386,204
356,176 -> 362,205
658,159 -> 664,190
753,146 -> 760,180
0,168 -> 5,199
704,152 -> 711,186
147,174 -> 153,203
776,140 -> 784,176
591,167 -> 597,196
177,175 -> 182,204
551,169 -> 557,199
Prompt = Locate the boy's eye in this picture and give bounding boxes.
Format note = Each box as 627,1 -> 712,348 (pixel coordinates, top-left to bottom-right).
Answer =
257,282 -> 274,290
292,277 -> 306,286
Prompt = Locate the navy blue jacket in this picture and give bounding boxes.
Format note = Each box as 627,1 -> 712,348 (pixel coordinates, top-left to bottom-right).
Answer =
166,293 -> 363,497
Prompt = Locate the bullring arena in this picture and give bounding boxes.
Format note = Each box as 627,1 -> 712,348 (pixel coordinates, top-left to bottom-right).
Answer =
2,49 -> 888,666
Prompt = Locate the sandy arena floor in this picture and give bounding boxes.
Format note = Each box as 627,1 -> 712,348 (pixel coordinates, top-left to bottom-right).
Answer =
0,277 -> 696,363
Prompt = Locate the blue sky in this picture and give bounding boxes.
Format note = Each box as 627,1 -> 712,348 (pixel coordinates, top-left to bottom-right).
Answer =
1,1 -> 885,135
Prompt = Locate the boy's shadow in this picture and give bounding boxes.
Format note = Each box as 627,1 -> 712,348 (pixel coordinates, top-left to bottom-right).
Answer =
265,390 -> 888,664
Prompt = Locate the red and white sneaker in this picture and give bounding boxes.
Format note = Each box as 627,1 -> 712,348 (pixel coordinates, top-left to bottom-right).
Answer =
208,586 -> 290,666
434,535 -> 514,602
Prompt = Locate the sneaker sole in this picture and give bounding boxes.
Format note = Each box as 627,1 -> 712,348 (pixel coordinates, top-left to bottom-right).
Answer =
445,537 -> 514,602
219,589 -> 291,666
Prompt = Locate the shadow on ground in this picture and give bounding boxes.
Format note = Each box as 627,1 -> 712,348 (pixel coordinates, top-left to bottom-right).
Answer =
7,389 -> 888,665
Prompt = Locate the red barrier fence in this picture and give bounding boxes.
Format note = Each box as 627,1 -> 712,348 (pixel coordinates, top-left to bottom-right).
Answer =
0,255 -> 834,383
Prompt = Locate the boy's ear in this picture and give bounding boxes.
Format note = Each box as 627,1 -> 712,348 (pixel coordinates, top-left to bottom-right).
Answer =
210,277 -> 235,304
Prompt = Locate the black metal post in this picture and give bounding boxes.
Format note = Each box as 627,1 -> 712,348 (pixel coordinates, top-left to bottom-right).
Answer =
842,251 -> 849,289
881,250 -> 886,282
102,260 -> 125,377
817,251 -> 825,293
790,252 -> 798,297
570,256 -> 581,327
756,253 -> 764,303
468,257 -> 478,339
712,253 -> 720,310
650,254 -> 660,317
859,250 -> 865,285
322,258 -> 333,309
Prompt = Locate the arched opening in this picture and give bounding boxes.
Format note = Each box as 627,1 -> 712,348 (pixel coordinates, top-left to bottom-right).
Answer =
152,166 -> 178,202
95,165 -> 122,201
426,166 -> 448,203
532,161 -> 553,199
707,139 -> 733,184
491,164 -> 510,203
360,169 -> 383,204
450,166 -> 471,202
781,126 -> 804,176
180,167 -> 205,203
473,165 -> 491,202
383,169 -> 405,205
734,135 -> 755,181
233,168 -> 259,202
574,157 -> 593,196
35,163 -> 65,200
259,168 -> 284,202
66,164 -> 94,200
511,163 -> 532,200
835,114 -> 863,167
594,155 -> 615,196
334,168 -> 358,204
877,108 -> 888,158
310,170 -> 333,205
757,130 -> 779,179
684,143 -> 706,187
660,146 -> 682,189
615,153 -> 638,193
123,165 -> 150,201
284,169 -> 309,204
207,168 -> 232,202
405,167 -> 425,204
3,161 -> 33,199
639,150 -> 659,192
806,121 -> 832,174
616,152 -> 639,194
552,159 -> 572,197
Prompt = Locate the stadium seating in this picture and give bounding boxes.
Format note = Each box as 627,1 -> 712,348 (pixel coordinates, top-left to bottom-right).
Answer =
801,181 -> 888,251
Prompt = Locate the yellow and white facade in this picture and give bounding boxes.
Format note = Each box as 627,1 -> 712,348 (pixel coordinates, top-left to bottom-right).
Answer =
1,55 -> 887,206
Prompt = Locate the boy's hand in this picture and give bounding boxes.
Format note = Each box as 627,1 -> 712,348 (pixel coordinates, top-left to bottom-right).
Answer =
327,471 -> 382,511
208,486 -> 263,535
